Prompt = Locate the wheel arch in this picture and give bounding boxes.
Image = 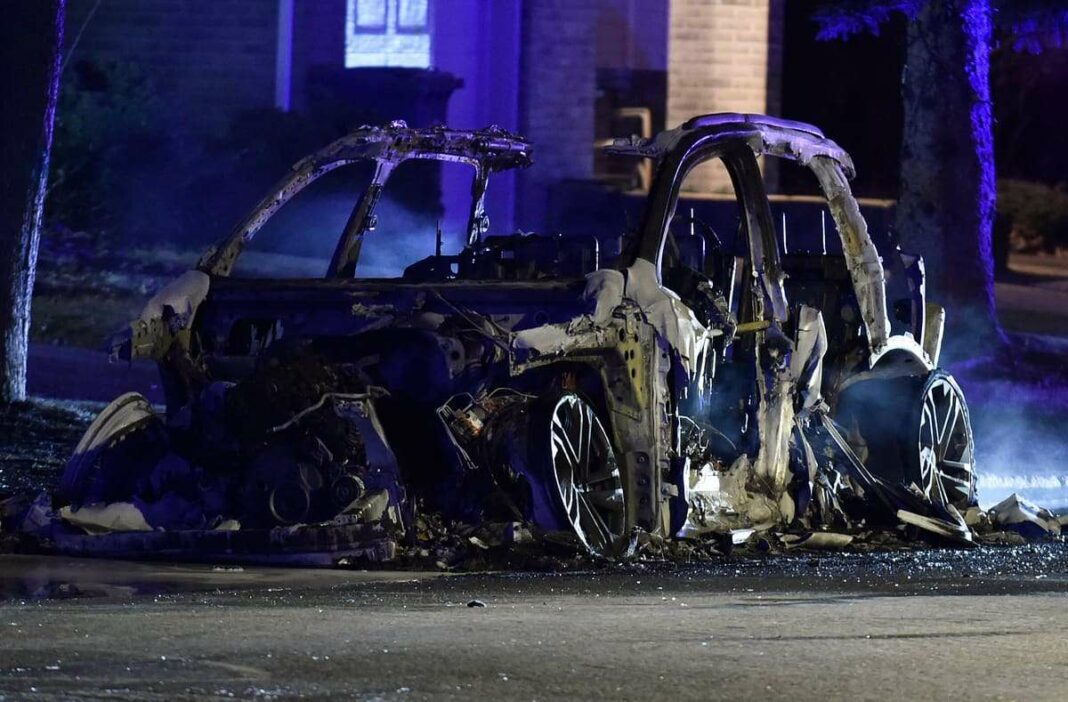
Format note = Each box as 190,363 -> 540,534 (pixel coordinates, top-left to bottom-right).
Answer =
836,334 -> 934,399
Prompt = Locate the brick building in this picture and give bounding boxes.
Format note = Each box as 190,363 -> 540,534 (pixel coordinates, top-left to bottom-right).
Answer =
65,0 -> 785,232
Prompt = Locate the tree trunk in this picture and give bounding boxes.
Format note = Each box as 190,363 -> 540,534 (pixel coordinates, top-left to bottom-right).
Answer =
0,1 -> 65,403
896,0 -> 1002,355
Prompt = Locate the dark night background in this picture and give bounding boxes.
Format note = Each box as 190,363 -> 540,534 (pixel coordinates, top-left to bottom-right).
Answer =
35,1 -> 1068,292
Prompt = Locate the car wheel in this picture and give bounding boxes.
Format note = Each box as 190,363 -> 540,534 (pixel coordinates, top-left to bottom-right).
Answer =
543,394 -> 628,554
835,369 -> 976,508
481,392 -> 629,554
913,373 -> 976,506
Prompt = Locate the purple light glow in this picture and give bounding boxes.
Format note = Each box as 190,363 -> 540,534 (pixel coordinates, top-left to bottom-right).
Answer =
816,0 -> 1068,47
813,1 -> 924,40
962,0 -> 1001,340
998,6 -> 1068,53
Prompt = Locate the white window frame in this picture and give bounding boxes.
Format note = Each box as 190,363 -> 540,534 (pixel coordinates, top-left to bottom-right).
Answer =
345,0 -> 432,68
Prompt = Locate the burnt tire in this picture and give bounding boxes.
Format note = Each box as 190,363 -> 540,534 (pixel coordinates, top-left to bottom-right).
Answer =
835,369 -> 976,508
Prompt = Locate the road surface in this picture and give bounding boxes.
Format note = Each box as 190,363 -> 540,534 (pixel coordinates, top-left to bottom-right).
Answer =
0,550 -> 1066,700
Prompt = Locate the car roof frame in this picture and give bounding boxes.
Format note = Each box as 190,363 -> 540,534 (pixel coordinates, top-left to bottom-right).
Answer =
198,123 -> 531,278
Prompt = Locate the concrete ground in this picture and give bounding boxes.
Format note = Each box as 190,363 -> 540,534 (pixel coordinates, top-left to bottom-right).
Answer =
0,552 -> 1066,701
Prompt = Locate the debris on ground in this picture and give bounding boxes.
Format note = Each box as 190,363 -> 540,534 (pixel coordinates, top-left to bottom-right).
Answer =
988,494 -> 1062,539
0,400 -> 97,495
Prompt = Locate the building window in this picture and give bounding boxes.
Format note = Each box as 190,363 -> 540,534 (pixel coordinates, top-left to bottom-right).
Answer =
396,0 -> 428,32
354,0 -> 387,31
346,0 -> 431,68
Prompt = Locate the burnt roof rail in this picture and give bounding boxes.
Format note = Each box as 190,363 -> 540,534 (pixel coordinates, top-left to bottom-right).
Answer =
605,112 -> 856,178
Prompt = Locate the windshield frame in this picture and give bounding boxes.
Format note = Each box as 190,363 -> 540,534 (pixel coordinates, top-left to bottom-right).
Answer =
198,125 -> 531,278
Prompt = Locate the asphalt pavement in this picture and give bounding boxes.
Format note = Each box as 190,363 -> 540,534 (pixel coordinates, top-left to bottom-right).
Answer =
0,551 -> 1066,701
26,343 -> 163,405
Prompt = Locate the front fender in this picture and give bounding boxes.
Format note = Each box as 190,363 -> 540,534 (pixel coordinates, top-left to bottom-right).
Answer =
115,270 -> 211,361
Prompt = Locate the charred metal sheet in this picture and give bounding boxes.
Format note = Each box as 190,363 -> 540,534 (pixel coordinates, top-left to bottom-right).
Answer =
605,112 -> 855,177
809,157 -> 892,354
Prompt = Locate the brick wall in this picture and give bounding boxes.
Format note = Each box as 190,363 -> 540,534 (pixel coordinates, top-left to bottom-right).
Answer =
667,0 -> 774,192
516,0 -> 597,229
65,0 -> 278,135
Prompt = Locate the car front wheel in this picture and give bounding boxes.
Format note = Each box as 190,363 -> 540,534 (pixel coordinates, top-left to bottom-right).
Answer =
836,369 -> 977,508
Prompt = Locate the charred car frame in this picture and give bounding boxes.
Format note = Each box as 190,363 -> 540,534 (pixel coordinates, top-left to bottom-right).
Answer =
58,115 -> 978,560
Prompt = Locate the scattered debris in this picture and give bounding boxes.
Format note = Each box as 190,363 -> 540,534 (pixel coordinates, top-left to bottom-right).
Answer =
58,502 -> 152,534
782,532 -> 854,550
988,494 -> 1062,539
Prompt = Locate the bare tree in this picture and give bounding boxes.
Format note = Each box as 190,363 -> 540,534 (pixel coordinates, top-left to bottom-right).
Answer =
0,1 -> 65,403
896,0 -> 998,345
816,0 -> 1067,348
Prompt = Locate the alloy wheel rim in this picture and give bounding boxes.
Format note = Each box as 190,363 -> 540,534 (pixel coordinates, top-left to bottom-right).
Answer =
918,378 -> 975,506
548,396 -> 626,553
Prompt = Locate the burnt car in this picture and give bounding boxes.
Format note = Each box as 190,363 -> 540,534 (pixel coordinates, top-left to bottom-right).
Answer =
58,115 -> 977,559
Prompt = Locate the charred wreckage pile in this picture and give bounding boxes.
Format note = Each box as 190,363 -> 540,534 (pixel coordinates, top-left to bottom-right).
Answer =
4,116 -> 1060,567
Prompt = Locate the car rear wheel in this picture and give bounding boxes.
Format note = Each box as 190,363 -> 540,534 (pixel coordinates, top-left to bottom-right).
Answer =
483,392 -> 629,555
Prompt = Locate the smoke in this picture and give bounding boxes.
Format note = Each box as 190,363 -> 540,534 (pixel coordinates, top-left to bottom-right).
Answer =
231,187 -> 454,280
950,344 -> 1068,511
978,475 -> 1068,510
356,199 -> 456,278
